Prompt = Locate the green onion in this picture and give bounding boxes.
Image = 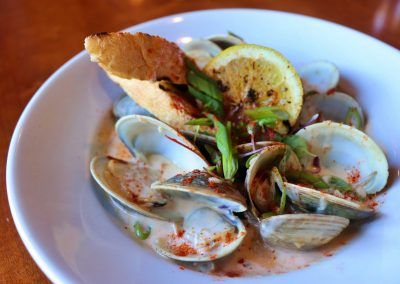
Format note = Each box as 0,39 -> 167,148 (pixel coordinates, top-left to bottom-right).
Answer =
204,144 -> 223,176
327,176 -> 353,191
271,167 -> 287,214
188,86 -> 224,118
245,153 -> 258,168
287,170 -> 329,189
245,106 -> 289,123
186,60 -> 224,118
344,107 -> 363,129
210,117 -> 238,180
185,117 -> 213,126
261,212 -> 274,219
134,222 -> 151,240
282,135 -> 316,160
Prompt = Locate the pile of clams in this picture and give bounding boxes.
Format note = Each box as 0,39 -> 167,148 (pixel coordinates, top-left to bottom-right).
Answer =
87,32 -> 389,267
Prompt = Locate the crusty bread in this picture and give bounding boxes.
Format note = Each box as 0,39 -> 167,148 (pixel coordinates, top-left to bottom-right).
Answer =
85,32 -> 203,130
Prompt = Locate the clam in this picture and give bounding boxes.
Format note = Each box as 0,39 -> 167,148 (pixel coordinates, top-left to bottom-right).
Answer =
298,61 -> 339,94
151,170 -> 247,261
90,115 -> 209,219
299,91 -> 364,129
207,34 -> 244,50
113,94 -> 153,118
296,121 -> 388,194
282,121 -> 388,219
116,115 -> 208,167
244,143 -> 301,218
259,214 -> 349,250
182,39 -> 222,69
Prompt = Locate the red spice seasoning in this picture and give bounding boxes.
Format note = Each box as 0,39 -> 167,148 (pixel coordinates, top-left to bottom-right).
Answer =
347,168 -> 361,184
225,232 -> 232,243
179,266 -> 185,270
238,258 -> 245,264
177,230 -> 185,238
225,271 -> 242,278
171,243 -> 198,257
327,88 -> 336,95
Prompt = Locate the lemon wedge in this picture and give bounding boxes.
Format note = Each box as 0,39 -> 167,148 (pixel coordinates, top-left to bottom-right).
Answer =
205,44 -> 303,126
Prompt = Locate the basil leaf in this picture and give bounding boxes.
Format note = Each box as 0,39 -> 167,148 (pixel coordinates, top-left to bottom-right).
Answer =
344,107 -> 363,129
282,135 -> 316,159
328,176 -> 352,191
211,118 -> 238,180
185,117 -> 213,126
188,86 -> 224,117
134,222 -> 151,240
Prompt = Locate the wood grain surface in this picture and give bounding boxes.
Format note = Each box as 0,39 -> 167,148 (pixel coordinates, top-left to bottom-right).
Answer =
1,0 -> 399,282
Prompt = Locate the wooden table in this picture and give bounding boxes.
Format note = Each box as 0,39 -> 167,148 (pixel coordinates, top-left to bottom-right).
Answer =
1,0 -> 399,282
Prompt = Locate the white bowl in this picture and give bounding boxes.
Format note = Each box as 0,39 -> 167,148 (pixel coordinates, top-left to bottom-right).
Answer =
7,9 -> 400,283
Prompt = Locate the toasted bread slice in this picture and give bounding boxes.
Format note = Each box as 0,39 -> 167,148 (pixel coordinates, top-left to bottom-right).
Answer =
85,32 -> 203,130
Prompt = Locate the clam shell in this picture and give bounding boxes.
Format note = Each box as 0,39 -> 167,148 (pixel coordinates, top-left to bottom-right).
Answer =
284,182 -> 374,219
90,156 -> 168,220
207,34 -> 244,49
296,121 -> 388,194
299,91 -> 364,128
154,207 -> 246,261
113,94 -> 153,118
260,214 -> 349,250
116,115 -> 208,171
298,60 -> 339,94
152,170 -> 247,212
182,39 -> 222,69
245,143 -> 286,218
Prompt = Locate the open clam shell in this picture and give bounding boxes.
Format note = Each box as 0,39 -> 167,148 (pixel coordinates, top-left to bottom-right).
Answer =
182,39 -> 222,69
245,143 -> 301,218
298,60 -> 339,94
152,170 -> 247,212
154,207 -> 246,262
260,214 -> 349,250
90,156 -> 169,220
284,183 -> 374,219
113,94 -> 153,118
116,115 -> 209,170
152,170 -> 247,261
296,121 -> 388,194
299,91 -> 364,128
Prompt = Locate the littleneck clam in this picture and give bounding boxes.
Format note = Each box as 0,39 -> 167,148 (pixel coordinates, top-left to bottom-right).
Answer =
260,214 -> 349,250
182,39 -> 222,69
90,115 -> 209,220
282,121 -> 388,219
299,91 -> 364,129
152,170 -> 247,261
298,60 -> 339,94
113,94 -> 153,118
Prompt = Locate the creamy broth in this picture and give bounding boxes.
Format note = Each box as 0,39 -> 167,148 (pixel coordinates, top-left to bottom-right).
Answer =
95,116 -> 355,278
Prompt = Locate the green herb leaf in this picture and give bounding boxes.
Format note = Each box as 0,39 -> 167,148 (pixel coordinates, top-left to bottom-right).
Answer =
344,107 -> 363,129
327,176 -> 353,191
245,106 -> 289,128
185,117 -> 213,126
245,153 -> 259,168
188,86 -> 224,117
134,222 -> 151,240
282,135 -> 316,159
204,144 -> 223,176
261,212 -> 274,219
271,167 -> 287,214
210,117 -> 238,180
279,147 -> 291,174
286,170 -> 329,189
245,106 -> 289,121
